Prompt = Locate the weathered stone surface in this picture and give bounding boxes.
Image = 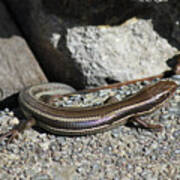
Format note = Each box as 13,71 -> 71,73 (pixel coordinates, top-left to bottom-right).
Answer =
4,0 -> 179,89
0,1 -> 47,100
66,19 -> 176,86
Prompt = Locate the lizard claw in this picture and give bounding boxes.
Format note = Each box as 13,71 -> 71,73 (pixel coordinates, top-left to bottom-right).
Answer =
0,129 -> 19,144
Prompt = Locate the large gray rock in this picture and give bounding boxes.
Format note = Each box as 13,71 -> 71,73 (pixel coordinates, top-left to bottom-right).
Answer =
0,1 -> 47,100
66,19 -> 176,86
5,0 -> 179,88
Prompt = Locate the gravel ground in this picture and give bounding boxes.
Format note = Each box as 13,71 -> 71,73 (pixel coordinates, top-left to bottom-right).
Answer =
0,77 -> 180,180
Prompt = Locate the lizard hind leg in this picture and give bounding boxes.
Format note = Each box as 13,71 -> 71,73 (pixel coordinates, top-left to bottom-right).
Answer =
130,117 -> 163,131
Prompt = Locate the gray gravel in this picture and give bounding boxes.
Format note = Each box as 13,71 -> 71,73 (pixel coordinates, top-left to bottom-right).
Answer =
0,78 -> 180,180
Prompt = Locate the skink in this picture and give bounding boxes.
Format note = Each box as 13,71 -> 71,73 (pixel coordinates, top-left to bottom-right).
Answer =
20,80 -> 177,134
0,80 -> 177,141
